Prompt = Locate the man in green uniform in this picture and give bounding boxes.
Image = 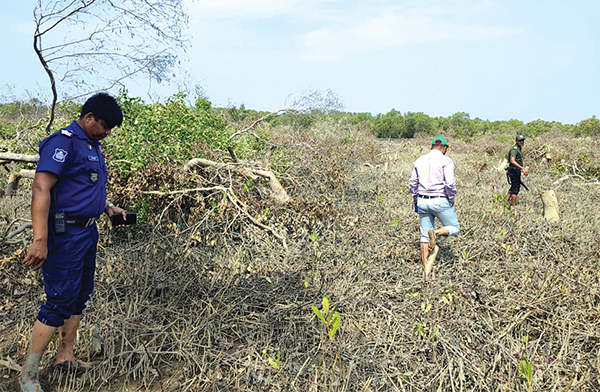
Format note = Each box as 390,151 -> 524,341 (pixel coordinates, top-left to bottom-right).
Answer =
506,134 -> 529,206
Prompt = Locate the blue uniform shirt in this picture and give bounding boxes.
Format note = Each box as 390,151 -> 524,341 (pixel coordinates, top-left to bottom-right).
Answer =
36,121 -> 107,218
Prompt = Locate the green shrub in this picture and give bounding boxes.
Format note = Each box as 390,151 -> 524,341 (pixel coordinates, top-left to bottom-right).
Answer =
372,109 -> 405,138
105,91 -> 229,179
574,115 -> 600,136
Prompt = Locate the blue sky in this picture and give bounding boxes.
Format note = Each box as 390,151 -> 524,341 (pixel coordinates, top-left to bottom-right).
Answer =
1,0 -> 598,124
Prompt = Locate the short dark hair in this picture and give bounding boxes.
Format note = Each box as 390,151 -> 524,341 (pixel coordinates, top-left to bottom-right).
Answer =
80,92 -> 123,129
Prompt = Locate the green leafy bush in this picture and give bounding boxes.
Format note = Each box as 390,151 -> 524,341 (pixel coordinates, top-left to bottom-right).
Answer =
575,115 -> 600,136
105,91 -> 229,178
372,109 -> 405,138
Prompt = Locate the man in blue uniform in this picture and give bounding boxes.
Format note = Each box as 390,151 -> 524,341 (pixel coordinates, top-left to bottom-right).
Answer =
506,134 -> 528,207
19,93 -> 126,392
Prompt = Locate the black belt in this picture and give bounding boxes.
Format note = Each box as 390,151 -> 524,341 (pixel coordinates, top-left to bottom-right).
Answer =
418,195 -> 445,199
49,216 -> 98,228
65,217 -> 97,227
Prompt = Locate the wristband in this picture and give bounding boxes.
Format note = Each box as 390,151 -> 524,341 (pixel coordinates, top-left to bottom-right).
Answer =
104,202 -> 115,213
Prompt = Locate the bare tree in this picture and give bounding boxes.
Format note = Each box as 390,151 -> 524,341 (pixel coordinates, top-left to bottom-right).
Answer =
226,88 -> 345,142
33,0 -> 189,133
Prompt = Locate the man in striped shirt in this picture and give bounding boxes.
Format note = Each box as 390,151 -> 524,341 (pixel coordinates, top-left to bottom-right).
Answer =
409,135 -> 460,277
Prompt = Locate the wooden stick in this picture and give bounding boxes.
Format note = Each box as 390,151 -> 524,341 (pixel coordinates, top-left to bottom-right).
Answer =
0,152 -> 39,163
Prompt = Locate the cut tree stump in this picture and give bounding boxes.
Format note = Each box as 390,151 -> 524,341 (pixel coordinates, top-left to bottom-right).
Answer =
539,189 -> 560,222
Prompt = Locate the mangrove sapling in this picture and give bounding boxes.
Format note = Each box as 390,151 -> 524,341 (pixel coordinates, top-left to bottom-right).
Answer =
312,294 -> 341,376
518,355 -> 533,392
263,350 -> 286,385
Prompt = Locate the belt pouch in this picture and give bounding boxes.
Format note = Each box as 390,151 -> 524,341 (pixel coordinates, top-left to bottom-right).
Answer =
54,212 -> 66,233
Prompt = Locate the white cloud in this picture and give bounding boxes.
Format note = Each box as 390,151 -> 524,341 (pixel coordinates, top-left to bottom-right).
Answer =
300,6 -> 521,61
185,0 -> 303,19
183,0 -> 522,62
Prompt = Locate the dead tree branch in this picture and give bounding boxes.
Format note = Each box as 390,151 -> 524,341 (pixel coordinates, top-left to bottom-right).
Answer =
142,184 -> 286,246
225,190 -> 287,248
4,170 -> 36,197
0,219 -> 32,246
32,0 -> 189,132
227,110 -> 286,143
0,153 -> 40,163
0,357 -> 21,372
552,174 -> 600,188
183,158 -> 291,205
141,186 -> 228,196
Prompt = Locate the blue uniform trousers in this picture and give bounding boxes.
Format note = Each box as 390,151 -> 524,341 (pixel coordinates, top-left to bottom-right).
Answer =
37,224 -> 99,327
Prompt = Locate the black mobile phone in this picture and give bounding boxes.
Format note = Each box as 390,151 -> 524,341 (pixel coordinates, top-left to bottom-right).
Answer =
111,212 -> 137,227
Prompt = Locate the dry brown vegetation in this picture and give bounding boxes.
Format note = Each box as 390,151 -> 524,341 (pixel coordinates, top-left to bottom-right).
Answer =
1,124 -> 599,392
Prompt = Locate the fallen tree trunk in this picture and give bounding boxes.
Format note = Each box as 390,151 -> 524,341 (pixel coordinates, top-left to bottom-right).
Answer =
184,158 -> 291,205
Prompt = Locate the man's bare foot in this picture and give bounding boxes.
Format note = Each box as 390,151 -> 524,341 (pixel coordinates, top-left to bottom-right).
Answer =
54,358 -> 92,374
425,245 -> 439,278
427,230 -> 436,251
18,371 -> 44,392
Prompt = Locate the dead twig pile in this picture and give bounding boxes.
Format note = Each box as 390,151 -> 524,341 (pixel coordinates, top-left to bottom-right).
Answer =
1,127 -> 599,391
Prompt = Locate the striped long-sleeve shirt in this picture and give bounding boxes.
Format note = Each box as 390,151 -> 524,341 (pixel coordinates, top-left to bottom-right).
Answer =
409,149 -> 457,204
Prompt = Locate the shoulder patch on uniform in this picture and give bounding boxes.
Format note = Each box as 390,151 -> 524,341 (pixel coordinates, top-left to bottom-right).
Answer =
60,129 -> 73,137
52,148 -> 68,163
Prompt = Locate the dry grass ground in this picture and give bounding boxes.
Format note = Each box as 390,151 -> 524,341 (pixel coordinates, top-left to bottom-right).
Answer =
1,126 -> 599,392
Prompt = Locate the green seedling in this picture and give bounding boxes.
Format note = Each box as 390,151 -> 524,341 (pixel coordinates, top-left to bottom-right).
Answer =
406,291 -> 421,298
518,356 -> 533,392
263,350 -> 285,384
413,320 -> 426,337
442,281 -> 457,305
312,294 -> 341,374
461,250 -> 476,262
420,301 -> 432,313
312,295 -> 341,339
264,350 -> 281,370
413,320 -> 439,340
243,178 -> 254,192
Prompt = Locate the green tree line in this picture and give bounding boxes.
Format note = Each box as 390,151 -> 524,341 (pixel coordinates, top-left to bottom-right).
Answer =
2,95 -> 599,161
347,110 -> 600,139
